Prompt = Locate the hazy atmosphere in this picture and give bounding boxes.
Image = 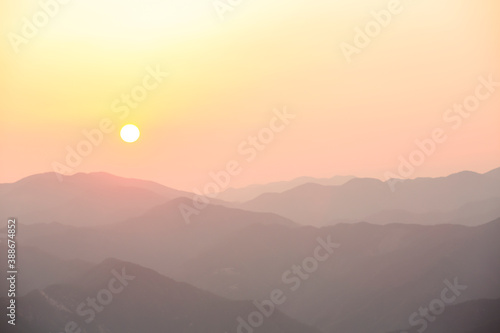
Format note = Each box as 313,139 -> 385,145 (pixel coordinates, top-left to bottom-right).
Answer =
1,1 -> 499,333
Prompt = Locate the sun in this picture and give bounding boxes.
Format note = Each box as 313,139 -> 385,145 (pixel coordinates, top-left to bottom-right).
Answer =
120,124 -> 140,143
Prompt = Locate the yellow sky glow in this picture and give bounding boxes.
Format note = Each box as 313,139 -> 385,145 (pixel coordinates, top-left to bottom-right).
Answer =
0,0 -> 499,190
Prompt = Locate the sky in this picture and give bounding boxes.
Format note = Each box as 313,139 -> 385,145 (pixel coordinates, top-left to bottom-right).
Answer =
0,0 -> 499,191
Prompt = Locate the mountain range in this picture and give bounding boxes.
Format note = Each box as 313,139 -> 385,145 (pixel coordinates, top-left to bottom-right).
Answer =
1,169 -> 499,333
0,259 -> 319,333
237,168 -> 500,226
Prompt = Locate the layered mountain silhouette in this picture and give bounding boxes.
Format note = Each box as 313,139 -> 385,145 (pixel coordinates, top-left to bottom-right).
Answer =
0,245 -> 92,296
7,197 -> 296,281
8,212 -> 500,333
4,169 -> 499,228
217,175 -> 354,202
331,196 -> 500,226
1,169 -> 499,333
0,259 -> 319,333
0,172 -> 192,226
238,168 -> 500,226
175,218 -> 500,333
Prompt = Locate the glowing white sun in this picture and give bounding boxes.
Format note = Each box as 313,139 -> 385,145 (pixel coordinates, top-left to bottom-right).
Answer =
120,124 -> 140,143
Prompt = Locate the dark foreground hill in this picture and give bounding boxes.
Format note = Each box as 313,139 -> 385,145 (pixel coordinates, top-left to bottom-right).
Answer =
387,298 -> 500,333
0,259 -> 319,333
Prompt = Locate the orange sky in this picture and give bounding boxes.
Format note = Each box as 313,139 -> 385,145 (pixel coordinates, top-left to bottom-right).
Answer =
0,0 -> 499,191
